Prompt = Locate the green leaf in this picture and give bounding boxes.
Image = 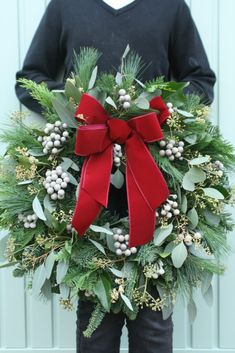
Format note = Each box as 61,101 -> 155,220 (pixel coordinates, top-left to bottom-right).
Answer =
164,241 -> 177,254
88,66 -> 98,90
189,156 -> 210,165
109,267 -> 125,278
115,72 -> 123,85
89,224 -> 113,235
187,298 -> 197,323
28,148 -> 45,156
43,194 -> 56,213
177,109 -> 194,117
32,264 -> 47,297
106,234 -> 116,253
201,273 -> 213,296
203,188 -> 224,200
52,95 -> 78,129
187,208 -> 198,229
56,260 -> 69,284
181,194 -> 188,213
171,241 -> 188,268
110,169 -> 124,189
188,167 -> 206,183
120,292 -> 133,311
182,173 -> 195,191
154,223 -> 173,246
135,96 -> 150,110
66,171 -> 78,185
203,210 -> 220,226
33,196 -> 46,221
45,252 -> 55,279
17,180 -> 33,185
184,134 -> 197,144
105,96 -> 117,109
64,79 -> 80,103
93,276 -> 111,311
59,157 -> 80,172
188,243 -> 215,259
88,238 -> 106,255
122,44 -> 130,59
0,232 -> 9,262
59,283 -> 70,298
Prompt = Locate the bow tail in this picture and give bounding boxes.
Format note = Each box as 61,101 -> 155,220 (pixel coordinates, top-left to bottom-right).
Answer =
126,164 -> 156,247
72,146 -> 113,236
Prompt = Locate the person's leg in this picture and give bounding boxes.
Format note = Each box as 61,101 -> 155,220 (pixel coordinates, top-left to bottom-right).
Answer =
76,298 -> 125,353
126,286 -> 173,353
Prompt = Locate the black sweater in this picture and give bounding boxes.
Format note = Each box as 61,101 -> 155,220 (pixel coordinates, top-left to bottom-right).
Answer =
15,0 -> 216,113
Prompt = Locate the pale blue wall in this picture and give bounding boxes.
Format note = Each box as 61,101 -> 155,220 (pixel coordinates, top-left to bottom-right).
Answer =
0,1 -> 235,352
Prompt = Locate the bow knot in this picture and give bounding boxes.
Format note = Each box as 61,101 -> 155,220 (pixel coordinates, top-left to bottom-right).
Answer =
107,118 -> 132,144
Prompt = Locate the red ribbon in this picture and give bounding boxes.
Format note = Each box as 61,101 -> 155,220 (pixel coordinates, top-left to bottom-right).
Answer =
71,93 -> 170,247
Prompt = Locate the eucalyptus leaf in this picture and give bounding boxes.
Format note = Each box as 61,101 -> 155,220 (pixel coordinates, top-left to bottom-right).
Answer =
134,78 -> 146,88
189,167 -> 206,183
177,109 -> 194,118
28,149 -> 46,157
171,241 -> 188,268
115,72 -> 122,85
154,223 -> 173,246
203,188 -> 224,200
43,194 -> 56,213
56,260 -> 69,284
88,66 -> 98,90
32,264 -> 47,297
135,96 -> 150,110
164,241 -> 177,254
59,283 -> 70,299
17,180 -> 33,185
203,210 -> 220,226
188,243 -> 215,259
182,173 -> 195,191
110,169 -> 124,189
184,134 -> 197,144
105,96 -> 117,109
187,208 -> 198,228
120,292 -> 133,311
106,234 -> 116,252
109,267 -> 125,278
59,157 -> 80,171
93,276 -> 111,311
88,238 -> 106,255
45,252 -> 55,279
122,44 -> 130,59
66,172 -> 79,185
52,95 -> 78,129
0,233 -> 9,262
181,194 -> 188,213
201,273 -> 213,296
189,156 -> 210,165
32,196 -> 46,221
89,224 -> 113,235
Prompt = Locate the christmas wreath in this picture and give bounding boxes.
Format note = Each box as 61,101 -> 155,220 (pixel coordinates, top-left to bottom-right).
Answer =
0,47 -> 234,337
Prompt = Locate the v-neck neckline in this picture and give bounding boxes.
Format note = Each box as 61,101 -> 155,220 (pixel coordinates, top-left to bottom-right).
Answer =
96,0 -> 141,16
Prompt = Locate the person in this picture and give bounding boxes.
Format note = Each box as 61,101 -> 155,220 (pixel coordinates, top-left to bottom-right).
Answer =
15,1 -> 216,352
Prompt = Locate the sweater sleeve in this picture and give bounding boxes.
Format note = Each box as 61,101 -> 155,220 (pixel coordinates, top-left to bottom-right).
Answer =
15,0 -> 65,114
169,0 -> 216,105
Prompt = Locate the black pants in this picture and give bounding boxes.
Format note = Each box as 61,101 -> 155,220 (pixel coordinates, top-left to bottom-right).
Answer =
76,285 -> 173,353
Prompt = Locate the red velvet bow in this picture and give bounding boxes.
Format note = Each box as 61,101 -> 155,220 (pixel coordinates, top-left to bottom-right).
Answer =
71,93 -> 170,247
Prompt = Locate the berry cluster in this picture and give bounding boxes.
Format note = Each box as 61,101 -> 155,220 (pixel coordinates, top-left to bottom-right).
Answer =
18,212 -> 38,229
151,260 -> 165,278
37,121 -> 69,155
113,228 -> 137,256
113,143 -> 123,167
156,194 -> 180,220
118,89 -> 131,109
159,139 -> 184,161
178,231 -> 202,246
166,102 -> 177,114
43,166 -> 70,200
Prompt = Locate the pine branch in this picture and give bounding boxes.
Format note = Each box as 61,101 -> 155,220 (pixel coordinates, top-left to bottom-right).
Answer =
82,301 -> 106,338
